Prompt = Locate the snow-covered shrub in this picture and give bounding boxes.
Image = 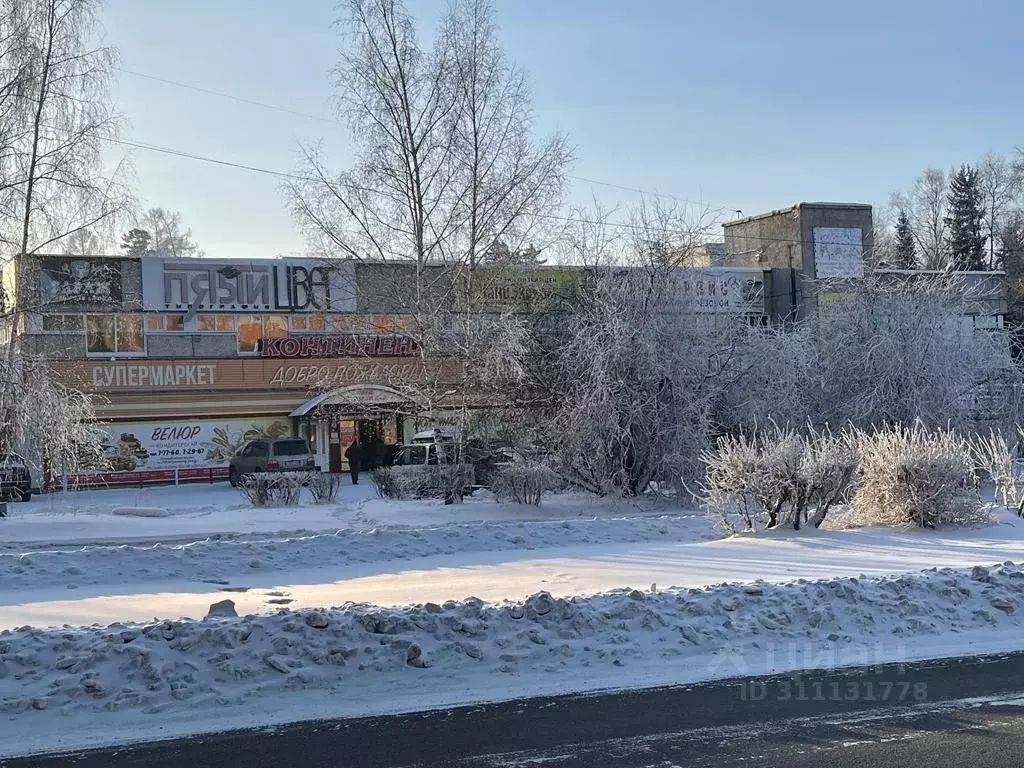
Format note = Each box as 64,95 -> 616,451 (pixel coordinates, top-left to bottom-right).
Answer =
235,472 -> 305,508
490,460 -> 559,506
967,430 -> 1019,510
373,465 -> 474,501
801,427 -> 859,529
700,424 -> 806,532
853,424 -> 988,528
307,472 -> 341,504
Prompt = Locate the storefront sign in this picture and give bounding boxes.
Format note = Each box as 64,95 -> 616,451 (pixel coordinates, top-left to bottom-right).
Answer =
38,256 -> 123,305
457,267 -> 581,312
665,269 -> 765,314
91,363 -> 217,388
259,334 -> 417,358
141,257 -> 355,318
54,357 -> 460,392
72,417 -> 292,483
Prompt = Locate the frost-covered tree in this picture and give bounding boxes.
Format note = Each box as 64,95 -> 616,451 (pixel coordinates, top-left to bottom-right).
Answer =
815,271 -> 1020,432
891,168 -> 949,270
132,208 -> 202,257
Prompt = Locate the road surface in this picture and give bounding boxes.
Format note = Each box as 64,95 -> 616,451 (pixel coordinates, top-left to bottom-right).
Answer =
5,652 -> 1024,767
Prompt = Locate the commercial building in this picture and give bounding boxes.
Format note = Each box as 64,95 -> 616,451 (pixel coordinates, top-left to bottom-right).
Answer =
14,201 -> 1007,488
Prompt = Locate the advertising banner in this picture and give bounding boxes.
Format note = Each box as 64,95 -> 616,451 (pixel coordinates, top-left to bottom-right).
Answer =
38,256 -> 123,305
72,417 -> 293,485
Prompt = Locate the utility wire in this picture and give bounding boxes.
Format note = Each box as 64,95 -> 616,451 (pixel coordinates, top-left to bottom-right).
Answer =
117,66 -> 721,209
101,131 -> 867,247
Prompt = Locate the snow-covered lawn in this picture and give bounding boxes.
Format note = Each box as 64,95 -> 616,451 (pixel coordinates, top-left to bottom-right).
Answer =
0,482 -> 690,546
4,564 -> 1024,757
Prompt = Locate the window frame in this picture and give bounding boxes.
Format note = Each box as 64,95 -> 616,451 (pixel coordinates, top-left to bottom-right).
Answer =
85,314 -> 147,357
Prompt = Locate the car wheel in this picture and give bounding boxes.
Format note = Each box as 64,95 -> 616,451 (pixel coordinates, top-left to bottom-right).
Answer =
17,490 -> 31,502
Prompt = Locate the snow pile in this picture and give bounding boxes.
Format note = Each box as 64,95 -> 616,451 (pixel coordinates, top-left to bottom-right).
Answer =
3,562 -> 1024,720
0,515 -> 711,591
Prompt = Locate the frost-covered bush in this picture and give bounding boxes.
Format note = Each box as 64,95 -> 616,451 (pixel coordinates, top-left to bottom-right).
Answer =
235,472 -> 306,508
966,428 -> 1024,513
700,424 -> 805,532
490,460 -> 560,506
853,424 -> 988,528
801,427 -> 859,529
373,465 -> 474,501
701,424 -> 859,533
307,472 -> 342,504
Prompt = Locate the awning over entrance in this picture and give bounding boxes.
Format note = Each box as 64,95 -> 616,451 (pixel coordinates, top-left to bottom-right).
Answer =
289,384 -> 422,417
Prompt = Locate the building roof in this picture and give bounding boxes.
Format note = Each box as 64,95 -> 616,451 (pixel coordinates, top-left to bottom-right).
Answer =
724,202 -> 873,228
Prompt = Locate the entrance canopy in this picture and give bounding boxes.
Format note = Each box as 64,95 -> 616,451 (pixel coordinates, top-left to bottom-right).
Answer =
289,384 -> 421,417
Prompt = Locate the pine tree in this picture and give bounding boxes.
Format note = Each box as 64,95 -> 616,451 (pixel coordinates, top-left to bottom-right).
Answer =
120,228 -> 152,257
894,210 -> 916,269
945,164 -> 987,270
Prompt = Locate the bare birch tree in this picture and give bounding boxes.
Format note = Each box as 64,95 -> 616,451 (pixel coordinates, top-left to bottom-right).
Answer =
287,0 -> 572,472
978,152 -> 1023,269
0,0 -> 125,462
891,168 -> 949,270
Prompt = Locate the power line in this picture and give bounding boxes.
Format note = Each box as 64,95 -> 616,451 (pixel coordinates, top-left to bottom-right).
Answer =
89,129 -> 863,248
117,66 -> 721,209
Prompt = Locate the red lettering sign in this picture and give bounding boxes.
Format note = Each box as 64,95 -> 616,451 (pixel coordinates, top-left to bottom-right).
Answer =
258,335 -> 418,359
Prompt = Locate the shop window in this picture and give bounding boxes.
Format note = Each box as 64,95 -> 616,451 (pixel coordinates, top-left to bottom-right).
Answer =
196,314 -> 218,331
145,316 -> 164,331
371,315 -> 392,334
86,315 -> 115,354
289,316 -> 308,331
308,315 -> 326,331
237,315 -> 262,353
263,315 -> 288,339
42,314 -> 83,332
196,314 -> 236,332
164,314 -> 185,332
116,315 -> 145,353
87,314 -> 146,354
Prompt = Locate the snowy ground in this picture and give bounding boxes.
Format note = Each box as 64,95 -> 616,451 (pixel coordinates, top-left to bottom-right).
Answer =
5,483 -> 1024,756
4,565 -> 1024,757
1,482 -> 682,546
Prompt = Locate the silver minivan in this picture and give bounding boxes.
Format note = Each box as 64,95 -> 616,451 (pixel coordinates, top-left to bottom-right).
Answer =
228,437 -> 316,486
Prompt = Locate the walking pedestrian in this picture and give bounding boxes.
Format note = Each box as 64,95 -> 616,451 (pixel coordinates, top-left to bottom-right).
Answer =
344,439 -> 363,485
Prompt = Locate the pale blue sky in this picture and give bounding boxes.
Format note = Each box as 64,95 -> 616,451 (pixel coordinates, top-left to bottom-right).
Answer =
103,0 -> 1024,259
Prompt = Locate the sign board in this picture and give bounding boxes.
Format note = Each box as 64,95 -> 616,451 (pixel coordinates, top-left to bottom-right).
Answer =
259,334 -> 417,358
141,257 -> 356,318
814,227 -> 864,279
665,268 -> 765,314
457,267 -> 581,312
94,417 -> 292,473
52,357 -> 462,393
38,256 -> 123,305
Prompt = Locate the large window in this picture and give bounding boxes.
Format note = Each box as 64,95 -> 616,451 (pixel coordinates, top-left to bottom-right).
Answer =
86,315 -> 145,355
146,314 -> 186,332
197,314 -> 238,332
41,314 -> 83,332
237,315 -> 262,353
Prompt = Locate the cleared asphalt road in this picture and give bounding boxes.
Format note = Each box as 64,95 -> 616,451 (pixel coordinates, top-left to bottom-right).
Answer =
5,652 -> 1024,768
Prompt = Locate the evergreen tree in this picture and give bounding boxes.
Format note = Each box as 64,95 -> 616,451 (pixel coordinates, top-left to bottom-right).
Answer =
945,164 -> 987,270
894,210 -> 916,269
120,228 -> 152,257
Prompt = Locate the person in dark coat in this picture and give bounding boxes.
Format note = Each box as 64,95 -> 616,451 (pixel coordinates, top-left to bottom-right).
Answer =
344,440 -> 363,485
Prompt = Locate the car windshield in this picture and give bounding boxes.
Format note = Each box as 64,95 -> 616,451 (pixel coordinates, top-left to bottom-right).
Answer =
272,440 -> 308,456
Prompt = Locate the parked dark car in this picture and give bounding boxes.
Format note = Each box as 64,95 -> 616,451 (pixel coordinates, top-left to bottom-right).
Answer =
228,438 -> 317,486
0,453 -> 32,501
